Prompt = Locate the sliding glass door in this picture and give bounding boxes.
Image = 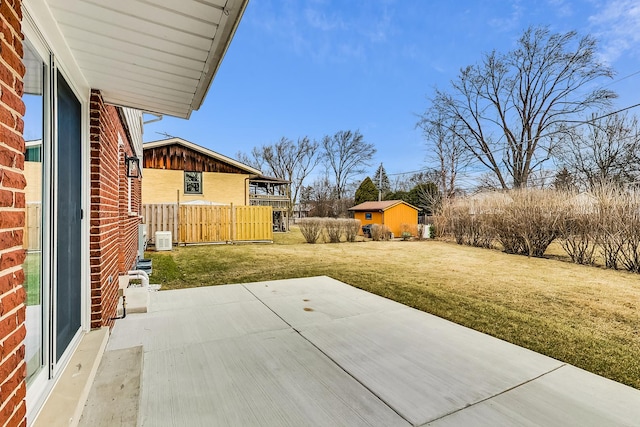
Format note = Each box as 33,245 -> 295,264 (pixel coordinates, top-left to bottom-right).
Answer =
54,71 -> 82,361
23,31 -> 85,392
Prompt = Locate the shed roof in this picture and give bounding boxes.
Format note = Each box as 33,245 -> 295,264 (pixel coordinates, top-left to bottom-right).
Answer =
36,0 -> 248,119
349,200 -> 419,212
143,137 -> 261,175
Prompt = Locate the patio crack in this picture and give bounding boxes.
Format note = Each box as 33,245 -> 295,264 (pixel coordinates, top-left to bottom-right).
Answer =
421,363 -> 567,426
242,285 -> 414,426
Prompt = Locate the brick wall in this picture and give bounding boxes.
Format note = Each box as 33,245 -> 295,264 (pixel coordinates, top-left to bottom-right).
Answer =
0,1 -> 27,426
89,91 -> 140,329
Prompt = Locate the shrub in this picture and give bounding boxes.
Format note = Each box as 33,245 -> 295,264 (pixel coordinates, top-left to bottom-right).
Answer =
298,218 -> 323,244
370,224 -> 391,241
558,213 -> 597,265
399,223 -> 417,239
324,218 -> 344,243
617,190 -> 640,273
449,197 -> 495,248
343,219 -> 361,242
370,224 -> 383,241
445,189 -> 564,257
593,184 -> 626,269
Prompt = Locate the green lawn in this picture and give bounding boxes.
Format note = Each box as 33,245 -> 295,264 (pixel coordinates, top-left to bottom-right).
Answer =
146,227 -> 640,390
23,252 -> 41,306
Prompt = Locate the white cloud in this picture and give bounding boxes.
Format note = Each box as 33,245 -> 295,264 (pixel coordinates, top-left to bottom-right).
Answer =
488,0 -> 524,32
246,1 -> 398,65
589,0 -> 640,64
546,0 -> 574,17
304,8 -> 344,32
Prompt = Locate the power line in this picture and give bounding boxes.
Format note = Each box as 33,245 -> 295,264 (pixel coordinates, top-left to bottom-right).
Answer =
559,102 -> 640,127
600,69 -> 640,89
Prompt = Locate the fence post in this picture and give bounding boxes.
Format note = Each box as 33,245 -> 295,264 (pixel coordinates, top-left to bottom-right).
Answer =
230,203 -> 235,242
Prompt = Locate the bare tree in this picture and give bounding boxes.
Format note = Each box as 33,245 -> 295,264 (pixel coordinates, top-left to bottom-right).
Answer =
261,137 -> 320,215
409,173 -> 442,214
557,113 -> 640,190
303,176 -> 339,217
321,130 -> 376,199
239,137 -> 320,219
427,26 -> 616,189
418,107 -> 470,199
235,147 -> 265,171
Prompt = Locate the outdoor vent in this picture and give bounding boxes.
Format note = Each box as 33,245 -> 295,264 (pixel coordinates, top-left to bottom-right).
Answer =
155,231 -> 172,251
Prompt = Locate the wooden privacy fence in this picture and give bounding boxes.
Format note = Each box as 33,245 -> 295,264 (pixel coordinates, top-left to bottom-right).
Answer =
143,204 -> 273,245
24,202 -> 42,251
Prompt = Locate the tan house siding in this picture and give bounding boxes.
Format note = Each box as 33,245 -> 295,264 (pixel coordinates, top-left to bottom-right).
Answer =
142,168 -> 250,205
23,162 -> 40,203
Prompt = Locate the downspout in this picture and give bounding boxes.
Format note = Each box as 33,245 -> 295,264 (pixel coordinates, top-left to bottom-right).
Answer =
245,176 -> 249,205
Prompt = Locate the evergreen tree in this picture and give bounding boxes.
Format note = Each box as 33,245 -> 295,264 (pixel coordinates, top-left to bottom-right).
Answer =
554,167 -> 576,191
354,177 -> 379,205
373,164 -> 391,197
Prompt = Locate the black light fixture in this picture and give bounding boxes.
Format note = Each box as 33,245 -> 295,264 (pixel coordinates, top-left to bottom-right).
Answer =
125,155 -> 141,178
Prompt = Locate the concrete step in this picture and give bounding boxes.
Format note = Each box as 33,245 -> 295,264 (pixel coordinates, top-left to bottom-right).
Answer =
33,327 -> 109,427
78,346 -> 143,427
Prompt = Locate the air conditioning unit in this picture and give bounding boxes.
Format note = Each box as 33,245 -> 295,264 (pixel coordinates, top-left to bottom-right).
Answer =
155,231 -> 172,251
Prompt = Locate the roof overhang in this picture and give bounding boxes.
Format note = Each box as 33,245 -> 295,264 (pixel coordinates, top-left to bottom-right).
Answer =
42,0 -> 248,119
349,200 -> 420,212
250,175 -> 291,185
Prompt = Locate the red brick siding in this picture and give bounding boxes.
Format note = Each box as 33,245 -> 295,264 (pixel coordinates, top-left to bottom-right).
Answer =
89,91 -> 141,329
0,1 -> 27,426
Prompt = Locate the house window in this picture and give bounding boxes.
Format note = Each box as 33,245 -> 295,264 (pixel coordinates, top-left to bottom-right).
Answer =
184,171 -> 202,194
25,144 -> 41,161
365,212 -> 372,220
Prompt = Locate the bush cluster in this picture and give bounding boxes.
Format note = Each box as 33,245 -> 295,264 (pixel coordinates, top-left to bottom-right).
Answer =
436,187 -> 640,272
298,218 -> 362,244
370,224 -> 391,241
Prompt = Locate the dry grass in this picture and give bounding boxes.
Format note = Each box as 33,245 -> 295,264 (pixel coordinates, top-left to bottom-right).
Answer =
147,226 -> 640,389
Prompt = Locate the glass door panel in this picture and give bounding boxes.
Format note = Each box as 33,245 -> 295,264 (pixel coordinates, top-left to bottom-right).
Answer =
54,71 -> 82,362
23,38 -> 46,385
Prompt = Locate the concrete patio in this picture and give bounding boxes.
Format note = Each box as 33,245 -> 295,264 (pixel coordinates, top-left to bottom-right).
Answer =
88,276 -> 640,426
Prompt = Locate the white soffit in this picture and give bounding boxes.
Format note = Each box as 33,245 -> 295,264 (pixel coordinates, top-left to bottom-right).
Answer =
46,0 -> 248,119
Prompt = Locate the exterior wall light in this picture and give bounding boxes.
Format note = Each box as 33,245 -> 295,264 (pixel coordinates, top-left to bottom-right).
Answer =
126,156 -> 142,178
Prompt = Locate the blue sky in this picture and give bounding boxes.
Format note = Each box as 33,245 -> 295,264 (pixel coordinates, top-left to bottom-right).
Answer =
143,0 -> 640,184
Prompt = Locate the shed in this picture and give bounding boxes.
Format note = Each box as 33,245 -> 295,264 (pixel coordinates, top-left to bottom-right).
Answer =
349,200 -> 419,237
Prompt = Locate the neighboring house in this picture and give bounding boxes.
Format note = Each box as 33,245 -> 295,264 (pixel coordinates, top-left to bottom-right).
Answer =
349,200 -> 419,237
249,175 -> 291,231
293,202 -> 311,219
143,137 -> 261,206
0,1 -> 248,426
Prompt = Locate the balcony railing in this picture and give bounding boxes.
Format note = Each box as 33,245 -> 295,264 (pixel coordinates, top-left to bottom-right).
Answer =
249,194 -> 290,209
